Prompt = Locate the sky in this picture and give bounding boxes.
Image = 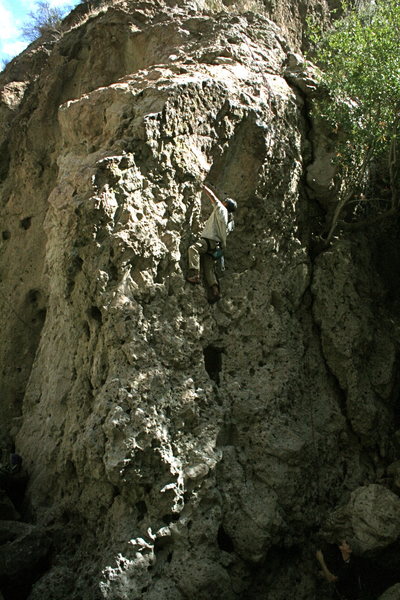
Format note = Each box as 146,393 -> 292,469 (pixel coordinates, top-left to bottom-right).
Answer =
0,0 -> 80,65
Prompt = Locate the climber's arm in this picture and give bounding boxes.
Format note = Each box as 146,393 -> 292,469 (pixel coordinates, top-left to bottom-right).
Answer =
316,550 -> 338,583
202,184 -> 219,205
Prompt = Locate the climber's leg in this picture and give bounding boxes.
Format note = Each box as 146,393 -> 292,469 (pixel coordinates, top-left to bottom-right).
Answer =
187,238 -> 208,283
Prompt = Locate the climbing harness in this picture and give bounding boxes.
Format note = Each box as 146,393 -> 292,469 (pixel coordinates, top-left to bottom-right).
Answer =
204,238 -> 225,269
210,247 -> 223,260
204,238 -> 221,258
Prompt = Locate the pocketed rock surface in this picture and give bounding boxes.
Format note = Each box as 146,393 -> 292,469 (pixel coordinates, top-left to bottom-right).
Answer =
0,0 -> 400,598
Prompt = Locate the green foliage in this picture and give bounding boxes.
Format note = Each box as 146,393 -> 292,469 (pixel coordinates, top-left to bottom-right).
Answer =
308,0 -> 400,242
21,1 -> 70,42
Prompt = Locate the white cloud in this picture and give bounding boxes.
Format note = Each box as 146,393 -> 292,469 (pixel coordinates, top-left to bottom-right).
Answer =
0,0 -> 80,62
0,2 -> 20,41
2,39 -> 29,58
47,0 -> 75,7
20,0 -> 76,8
18,0 -> 37,10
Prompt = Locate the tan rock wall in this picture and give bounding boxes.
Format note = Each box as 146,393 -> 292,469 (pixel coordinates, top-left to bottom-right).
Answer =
0,1 -> 399,599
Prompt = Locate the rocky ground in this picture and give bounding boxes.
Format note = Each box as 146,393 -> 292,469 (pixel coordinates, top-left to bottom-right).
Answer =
1,0 -> 400,598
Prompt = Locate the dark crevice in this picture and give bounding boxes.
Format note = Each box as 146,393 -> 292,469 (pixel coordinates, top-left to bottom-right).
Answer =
135,500 -> 147,521
0,552 -> 51,600
20,217 -> 32,230
0,463 -> 51,600
217,525 -> 235,553
0,141 -> 10,183
89,306 -> 102,323
161,513 -> 180,525
27,289 -> 40,305
203,345 -> 223,385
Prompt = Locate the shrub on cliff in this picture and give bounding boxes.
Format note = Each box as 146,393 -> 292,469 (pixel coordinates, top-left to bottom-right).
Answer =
21,1 -> 69,42
308,0 -> 400,243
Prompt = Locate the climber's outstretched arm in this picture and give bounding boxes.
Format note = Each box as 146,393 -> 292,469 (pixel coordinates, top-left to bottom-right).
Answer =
202,184 -> 219,205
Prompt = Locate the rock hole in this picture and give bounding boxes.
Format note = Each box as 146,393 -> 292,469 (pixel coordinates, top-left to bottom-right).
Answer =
109,264 -> 118,282
89,306 -> 102,323
27,289 -> 40,305
0,141 -> 10,182
161,513 -> 179,525
155,260 -> 164,283
61,512 -> 71,525
154,534 -> 173,555
217,525 -> 235,553
135,500 -> 147,520
20,217 -> 32,230
74,256 -> 83,272
83,321 -> 90,339
203,345 -> 223,385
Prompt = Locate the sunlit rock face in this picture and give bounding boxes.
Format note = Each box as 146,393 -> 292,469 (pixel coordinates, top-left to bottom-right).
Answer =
1,1 -> 400,599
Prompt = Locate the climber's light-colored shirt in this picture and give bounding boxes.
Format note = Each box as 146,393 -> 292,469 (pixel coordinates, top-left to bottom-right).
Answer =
201,198 -> 233,248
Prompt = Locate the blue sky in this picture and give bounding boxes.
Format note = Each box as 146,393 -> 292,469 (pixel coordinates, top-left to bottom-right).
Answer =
0,0 -> 80,64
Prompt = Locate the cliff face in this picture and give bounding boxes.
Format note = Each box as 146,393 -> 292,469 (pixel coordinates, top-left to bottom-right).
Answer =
1,1 -> 400,599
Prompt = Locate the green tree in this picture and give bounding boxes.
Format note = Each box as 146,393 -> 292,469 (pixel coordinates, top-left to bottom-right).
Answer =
308,0 -> 400,243
21,1 -> 70,42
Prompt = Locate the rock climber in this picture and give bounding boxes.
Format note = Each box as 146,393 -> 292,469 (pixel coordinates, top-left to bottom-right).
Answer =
315,539 -> 363,600
186,183 -> 237,303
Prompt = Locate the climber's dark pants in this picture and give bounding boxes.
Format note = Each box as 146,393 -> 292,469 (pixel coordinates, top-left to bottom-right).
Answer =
188,238 -> 218,287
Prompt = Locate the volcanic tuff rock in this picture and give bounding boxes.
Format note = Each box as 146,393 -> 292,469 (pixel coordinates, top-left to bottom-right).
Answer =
378,584 -> 400,600
323,484 -> 400,554
0,0 -> 400,599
